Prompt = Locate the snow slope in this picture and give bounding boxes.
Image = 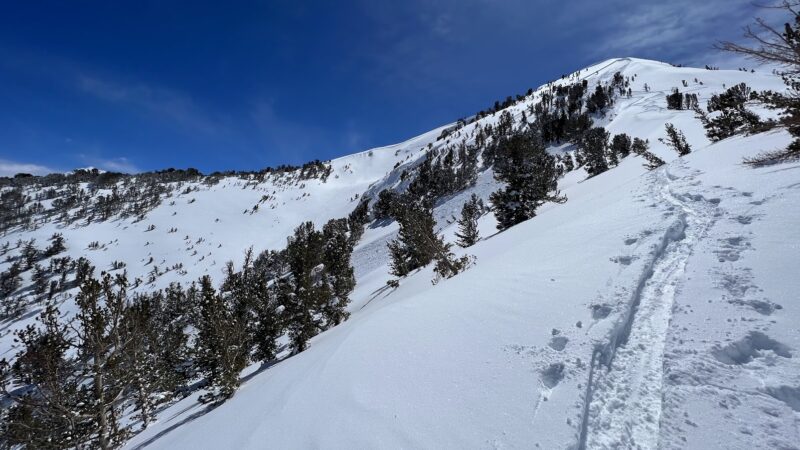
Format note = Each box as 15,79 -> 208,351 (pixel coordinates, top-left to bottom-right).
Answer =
127,130 -> 800,450
3,58 -> 799,449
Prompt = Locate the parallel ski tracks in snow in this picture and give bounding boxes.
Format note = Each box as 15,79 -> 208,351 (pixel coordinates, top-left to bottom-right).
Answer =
578,163 -> 717,449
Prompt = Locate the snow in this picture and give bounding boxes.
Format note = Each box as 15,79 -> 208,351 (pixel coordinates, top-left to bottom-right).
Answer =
3,58 -> 799,449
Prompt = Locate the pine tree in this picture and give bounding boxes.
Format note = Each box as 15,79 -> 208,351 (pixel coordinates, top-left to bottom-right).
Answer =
283,222 -> 326,353
0,302 -> 85,447
632,138 -> 665,170
666,88 -> 684,109
388,200 -> 447,276
586,84 -> 610,113
346,198 -> 370,245
195,275 -> 248,401
74,257 -> 94,287
0,262 -> 22,298
455,194 -> 483,247
491,128 -> 565,230
373,190 -> 401,221
321,218 -> 356,327
21,239 -> 39,270
696,83 -> 767,141
45,233 -> 66,257
31,263 -> 48,297
717,2 -> 800,163
253,282 -> 283,362
610,133 -> 633,160
577,127 -> 611,176
160,286 -> 192,387
73,272 -> 133,449
123,292 -> 163,428
563,152 -> 575,172
660,123 -> 692,156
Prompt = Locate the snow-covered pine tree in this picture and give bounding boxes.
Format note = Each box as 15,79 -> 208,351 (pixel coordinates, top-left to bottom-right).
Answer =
490,128 -> 565,231
660,123 -> 692,156
455,194 -> 483,247
252,281 -> 283,362
562,152 -> 575,172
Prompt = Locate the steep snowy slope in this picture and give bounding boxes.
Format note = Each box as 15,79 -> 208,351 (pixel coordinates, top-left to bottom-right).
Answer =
126,131 -> 800,450
2,58 -> 797,449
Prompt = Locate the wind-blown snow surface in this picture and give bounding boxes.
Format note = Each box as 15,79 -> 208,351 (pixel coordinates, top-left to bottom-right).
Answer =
3,58 -> 799,449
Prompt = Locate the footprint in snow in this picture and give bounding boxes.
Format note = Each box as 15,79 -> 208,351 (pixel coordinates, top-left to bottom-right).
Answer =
610,255 -> 637,265
711,331 -> 792,365
729,298 -> 783,316
764,385 -> 800,412
548,336 -> 569,351
541,363 -> 565,388
591,304 -> 612,319
715,236 -> 751,262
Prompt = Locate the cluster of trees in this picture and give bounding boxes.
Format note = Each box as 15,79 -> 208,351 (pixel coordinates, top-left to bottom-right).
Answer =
405,142 -> 480,203
0,210 -> 362,447
532,80 -> 594,144
573,127 -> 658,176
383,72 -> 641,273
0,159 -> 336,235
717,1 -> 800,164
666,88 -> 699,110
437,89 -> 537,142
695,83 -> 775,141
490,128 -> 566,230
1,234 -> 74,318
382,194 -> 472,283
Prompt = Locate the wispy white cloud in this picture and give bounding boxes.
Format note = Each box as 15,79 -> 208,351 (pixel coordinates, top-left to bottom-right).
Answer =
75,74 -> 224,134
563,0 -> 787,68
0,46 -> 228,135
249,100 -> 371,164
0,159 -> 57,177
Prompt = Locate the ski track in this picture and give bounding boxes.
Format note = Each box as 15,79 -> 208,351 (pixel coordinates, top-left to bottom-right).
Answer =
579,161 -> 717,449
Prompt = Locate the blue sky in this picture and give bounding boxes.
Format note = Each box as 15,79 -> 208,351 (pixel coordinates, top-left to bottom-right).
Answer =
0,0 -> 776,175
